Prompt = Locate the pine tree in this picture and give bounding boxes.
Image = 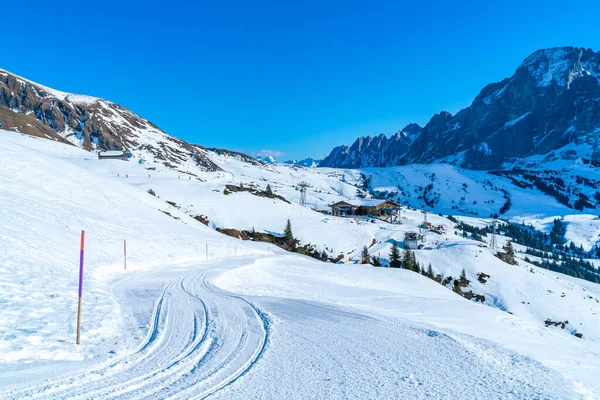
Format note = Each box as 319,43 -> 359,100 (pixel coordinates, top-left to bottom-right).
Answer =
460,268 -> 467,282
284,219 -> 294,242
427,263 -> 434,278
372,257 -> 382,267
402,248 -> 411,269
266,184 -> 274,197
410,252 -> 420,273
504,240 -> 515,257
389,241 -> 401,268
453,279 -> 463,295
361,245 -> 371,264
402,248 -> 419,271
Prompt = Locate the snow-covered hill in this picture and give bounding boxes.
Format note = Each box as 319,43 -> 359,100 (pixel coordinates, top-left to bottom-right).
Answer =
0,68 -> 219,172
4,131 -> 600,398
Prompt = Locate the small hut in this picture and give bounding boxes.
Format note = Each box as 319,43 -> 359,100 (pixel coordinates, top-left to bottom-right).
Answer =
98,150 -> 128,161
404,231 -> 425,249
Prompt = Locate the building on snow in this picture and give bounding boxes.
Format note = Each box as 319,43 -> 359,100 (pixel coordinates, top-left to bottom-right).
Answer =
98,150 -> 129,160
330,199 -> 400,217
404,231 -> 425,249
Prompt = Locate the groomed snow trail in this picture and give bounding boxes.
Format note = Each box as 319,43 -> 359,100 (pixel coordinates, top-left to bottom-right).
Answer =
0,257 -> 583,400
2,266 -> 268,400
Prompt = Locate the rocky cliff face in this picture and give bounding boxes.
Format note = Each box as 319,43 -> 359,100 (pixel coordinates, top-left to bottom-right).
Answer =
0,69 -> 220,171
320,123 -> 422,168
320,47 -> 600,170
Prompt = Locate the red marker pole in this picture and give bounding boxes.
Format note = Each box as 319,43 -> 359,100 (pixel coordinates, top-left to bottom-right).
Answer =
76,230 -> 85,345
124,239 -> 127,270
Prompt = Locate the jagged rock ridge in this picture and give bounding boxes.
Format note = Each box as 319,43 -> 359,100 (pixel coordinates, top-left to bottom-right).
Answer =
320,47 -> 600,170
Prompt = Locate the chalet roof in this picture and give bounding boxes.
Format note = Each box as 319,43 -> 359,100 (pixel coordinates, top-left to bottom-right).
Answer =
99,150 -> 125,156
331,199 -> 399,208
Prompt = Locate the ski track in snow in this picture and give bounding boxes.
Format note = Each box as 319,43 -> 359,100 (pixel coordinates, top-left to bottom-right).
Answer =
1,266 -> 269,400
1,259 -> 579,400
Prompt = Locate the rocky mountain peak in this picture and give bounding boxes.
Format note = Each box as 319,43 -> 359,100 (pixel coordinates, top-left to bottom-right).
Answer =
518,47 -> 600,88
320,47 -> 600,170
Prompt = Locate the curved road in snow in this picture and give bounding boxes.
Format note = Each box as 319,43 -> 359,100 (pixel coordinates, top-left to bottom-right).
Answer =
4,267 -> 268,399
1,257 -> 581,399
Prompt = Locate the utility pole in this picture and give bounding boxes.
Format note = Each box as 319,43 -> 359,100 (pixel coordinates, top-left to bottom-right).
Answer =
490,219 -> 498,250
298,182 -> 309,207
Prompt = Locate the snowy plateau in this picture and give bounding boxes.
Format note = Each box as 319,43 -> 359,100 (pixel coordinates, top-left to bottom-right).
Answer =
1,129 -> 600,399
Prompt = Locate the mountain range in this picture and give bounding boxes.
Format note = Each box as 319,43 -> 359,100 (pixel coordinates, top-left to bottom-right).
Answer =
320,47 -> 600,170
3,47 -> 600,211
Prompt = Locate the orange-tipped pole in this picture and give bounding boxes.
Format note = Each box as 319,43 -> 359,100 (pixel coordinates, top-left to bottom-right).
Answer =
76,230 -> 85,345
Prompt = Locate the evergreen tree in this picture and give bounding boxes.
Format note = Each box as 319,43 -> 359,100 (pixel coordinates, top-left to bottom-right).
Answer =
413,261 -> 422,273
401,248 -> 409,269
284,219 -> 294,243
453,279 -> 463,295
389,241 -> 401,268
402,248 -> 420,271
266,184 -> 274,197
504,240 -> 515,257
361,245 -> 371,264
372,257 -> 382,267
459,268 -> 467,282
427,263 -> 434,278
410,253 -> 420,273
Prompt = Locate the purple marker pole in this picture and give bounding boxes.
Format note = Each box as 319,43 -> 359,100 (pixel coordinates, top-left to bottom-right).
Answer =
76,230 -> 85,345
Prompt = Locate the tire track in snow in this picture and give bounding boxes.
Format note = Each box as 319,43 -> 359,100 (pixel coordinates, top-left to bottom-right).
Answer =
2,265 -> 269,400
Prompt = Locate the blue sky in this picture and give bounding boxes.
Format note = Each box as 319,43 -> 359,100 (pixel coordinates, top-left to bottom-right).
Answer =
3,1 -> 600,160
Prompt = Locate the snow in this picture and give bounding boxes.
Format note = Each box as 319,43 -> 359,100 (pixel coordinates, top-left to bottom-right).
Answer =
482,83 -> 508,105
0,68 -> 99,105
99,150 -> 126,156
2,130 -> 600,398
522,48 -> 573,87
476,142 -> 492,155
504,111 -> 532,128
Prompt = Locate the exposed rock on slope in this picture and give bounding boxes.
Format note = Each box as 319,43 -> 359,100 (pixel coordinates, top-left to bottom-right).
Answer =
0,68 -> 220,171
320,123 -> 422,168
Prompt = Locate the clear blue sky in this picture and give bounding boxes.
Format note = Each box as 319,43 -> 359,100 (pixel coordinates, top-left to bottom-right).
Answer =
3,1 -> 599,160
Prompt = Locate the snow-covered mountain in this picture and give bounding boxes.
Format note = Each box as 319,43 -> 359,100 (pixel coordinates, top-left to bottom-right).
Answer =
255,155 -> 277,164
282,157 -> 322,168
320,47 -> 600,171
3,129 -> 600,398
319,124 -> 422,168
0,68 -> 220,172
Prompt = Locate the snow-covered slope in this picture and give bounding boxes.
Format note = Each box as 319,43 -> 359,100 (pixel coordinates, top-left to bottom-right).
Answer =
0,68 -> 219,172
3,130 -> 600,399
